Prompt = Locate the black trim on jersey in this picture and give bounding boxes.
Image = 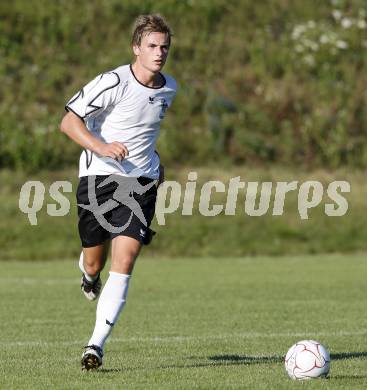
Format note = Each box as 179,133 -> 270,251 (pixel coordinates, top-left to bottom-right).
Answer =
129,64 -> 166,89
84,149 -> 93,169
64,105 -> 85,122
67,88 -> 84,106
66,72 -> 120,119
82,71 -> 121,118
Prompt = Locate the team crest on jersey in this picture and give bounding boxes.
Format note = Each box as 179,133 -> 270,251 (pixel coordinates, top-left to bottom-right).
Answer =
148,96 -> 168,119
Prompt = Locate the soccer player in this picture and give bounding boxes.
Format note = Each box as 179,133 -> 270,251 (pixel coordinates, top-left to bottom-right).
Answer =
60,14 -> 176,370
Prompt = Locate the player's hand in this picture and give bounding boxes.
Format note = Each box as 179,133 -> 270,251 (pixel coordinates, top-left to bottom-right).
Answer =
96,142 -> 129,161
158,164 -> 165,187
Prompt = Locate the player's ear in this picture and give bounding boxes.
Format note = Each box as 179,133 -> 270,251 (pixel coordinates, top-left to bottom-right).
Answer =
132,44 -> 140,56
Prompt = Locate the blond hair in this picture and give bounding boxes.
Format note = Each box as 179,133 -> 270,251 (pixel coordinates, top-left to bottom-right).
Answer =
131,14 -> 172,47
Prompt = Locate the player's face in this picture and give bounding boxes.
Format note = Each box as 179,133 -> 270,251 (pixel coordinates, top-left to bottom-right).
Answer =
133,32 -> 170,73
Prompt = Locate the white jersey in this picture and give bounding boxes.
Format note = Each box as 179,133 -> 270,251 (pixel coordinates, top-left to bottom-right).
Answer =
65,64 -> 177,178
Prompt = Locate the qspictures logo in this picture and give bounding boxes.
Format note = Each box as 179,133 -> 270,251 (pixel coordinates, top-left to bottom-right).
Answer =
78,174 -> 156,233
18,171 -> 351,229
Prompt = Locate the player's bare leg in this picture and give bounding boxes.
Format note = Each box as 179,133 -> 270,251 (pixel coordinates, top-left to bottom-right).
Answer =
81,236 -> 142,370
110,235 -> 141,274
82,242 -> 110,276
79,242 -> 109,301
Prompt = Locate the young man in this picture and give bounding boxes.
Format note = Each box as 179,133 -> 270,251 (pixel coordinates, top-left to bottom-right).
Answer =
60,14 -> 176,370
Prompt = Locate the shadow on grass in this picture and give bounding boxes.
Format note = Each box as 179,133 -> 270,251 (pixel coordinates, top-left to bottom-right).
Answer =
209,355 -> 283,364
329,351 -> 367,379
96,355 -> 283,373
209,351 -> 367,364
332,375 -> 367,380
97,351 -> 367,373
163,351 -> 367,370
331,352 -> 367,360
98,368 -> 123,373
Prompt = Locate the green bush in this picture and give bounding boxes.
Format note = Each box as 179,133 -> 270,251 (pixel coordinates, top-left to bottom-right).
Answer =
1,0 -> 367,170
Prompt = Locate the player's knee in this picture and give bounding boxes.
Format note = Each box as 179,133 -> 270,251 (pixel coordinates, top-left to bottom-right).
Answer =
111,254 -> 136,274
84,258 -> 104,276
117,254 -> 136,268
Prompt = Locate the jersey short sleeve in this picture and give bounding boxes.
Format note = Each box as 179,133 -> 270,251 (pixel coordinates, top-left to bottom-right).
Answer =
65,72 -> 123,120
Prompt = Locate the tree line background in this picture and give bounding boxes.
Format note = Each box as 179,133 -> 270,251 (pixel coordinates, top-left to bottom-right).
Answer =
2,0 -> 367,171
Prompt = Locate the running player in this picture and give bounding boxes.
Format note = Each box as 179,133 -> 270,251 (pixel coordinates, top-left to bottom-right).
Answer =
60,14 -> 176,370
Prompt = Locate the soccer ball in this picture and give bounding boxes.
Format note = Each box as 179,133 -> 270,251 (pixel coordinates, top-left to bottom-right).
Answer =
285,340 -> 330,380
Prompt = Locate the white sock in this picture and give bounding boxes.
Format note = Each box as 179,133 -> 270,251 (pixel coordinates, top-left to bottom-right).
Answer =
79,252 -> 99,282
88,272 -> 131,350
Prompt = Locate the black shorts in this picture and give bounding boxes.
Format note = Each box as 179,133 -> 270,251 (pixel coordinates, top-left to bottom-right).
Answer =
76,175 -> 157,248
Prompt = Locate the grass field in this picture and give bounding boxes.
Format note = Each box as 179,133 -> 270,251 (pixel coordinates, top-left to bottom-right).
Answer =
1,254 -> 367,389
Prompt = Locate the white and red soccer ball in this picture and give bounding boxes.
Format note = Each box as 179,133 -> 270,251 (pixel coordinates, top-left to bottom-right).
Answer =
285,340 -> 330,380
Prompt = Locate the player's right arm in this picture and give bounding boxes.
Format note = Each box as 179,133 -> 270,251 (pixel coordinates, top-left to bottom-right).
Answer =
60,71 -> 128,161
60,112 -> 128,161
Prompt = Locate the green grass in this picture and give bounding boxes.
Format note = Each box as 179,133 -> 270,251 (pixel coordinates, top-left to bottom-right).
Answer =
1,254 -> 367,389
